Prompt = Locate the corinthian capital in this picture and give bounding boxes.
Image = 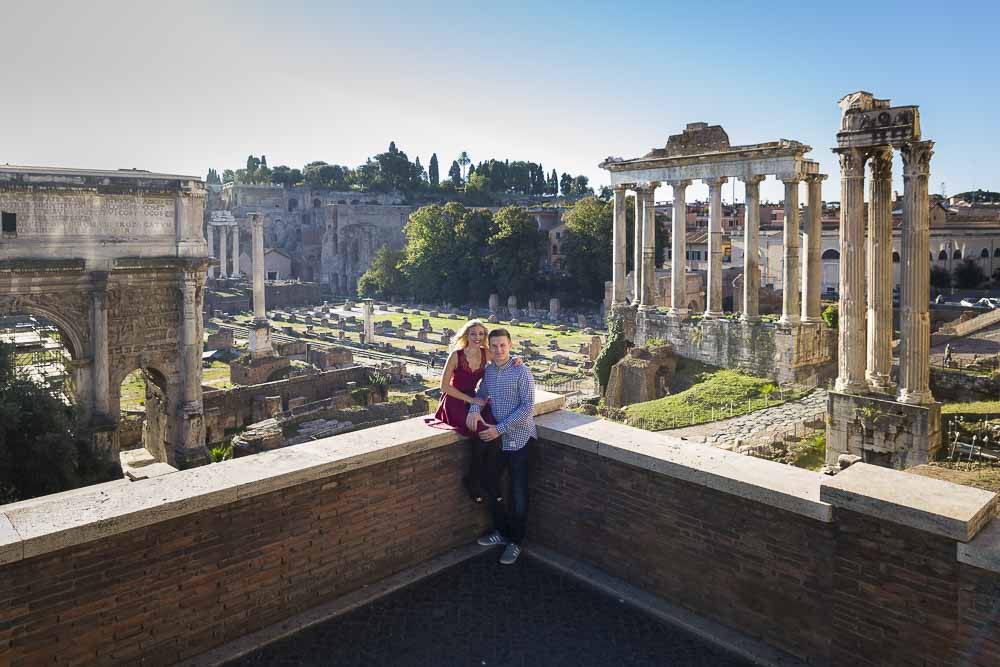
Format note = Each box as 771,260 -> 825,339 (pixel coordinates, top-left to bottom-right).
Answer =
743,175 -> 766,187
901,140 -> 934,177
836,148 -> 867,178
703,176 -> 728,189
868,147 -> 893,181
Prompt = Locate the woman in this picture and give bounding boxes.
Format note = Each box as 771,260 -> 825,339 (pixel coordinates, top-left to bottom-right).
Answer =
427,319 -> 518,503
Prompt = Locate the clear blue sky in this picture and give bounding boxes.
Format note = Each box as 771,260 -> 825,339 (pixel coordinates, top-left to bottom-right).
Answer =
2,0 -> 997,204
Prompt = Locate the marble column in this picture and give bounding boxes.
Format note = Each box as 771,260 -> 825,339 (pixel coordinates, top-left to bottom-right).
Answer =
639,184 -> 658,310
866,149 -> 894,392
633,187 -> 644,302
231,224 -> 240,278
669,180 -> 691,318
218,225 -> 228,278
742,176 -> 764,322
179,271 -> 202,408
897,141 -> 935,405
834,148 -> 868,394
779,178 -> 801,325
704,177 -> 727,318
612,185 -> 628,305
249,212 -> 273,358
206,224 -> 215,279
802,175 -> 826,324
91,272 -> 110,420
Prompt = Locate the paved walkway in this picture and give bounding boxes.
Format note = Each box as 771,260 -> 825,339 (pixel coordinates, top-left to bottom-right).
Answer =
664,389 -> 828,451
227,551 -> 751,667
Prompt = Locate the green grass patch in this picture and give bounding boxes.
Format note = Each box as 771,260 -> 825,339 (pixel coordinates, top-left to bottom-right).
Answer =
942,400 -> 1000,415
789,432 -> 826,471
624,368 -> 807,430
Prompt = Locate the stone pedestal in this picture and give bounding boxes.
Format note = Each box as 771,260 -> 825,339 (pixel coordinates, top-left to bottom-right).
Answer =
605,345 -> 678,408
248,320 -> 273,361
826,391 -> 941,470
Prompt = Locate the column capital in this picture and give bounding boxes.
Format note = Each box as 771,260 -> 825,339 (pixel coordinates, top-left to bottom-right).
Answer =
834,147 -> 867,177
901,140 -> 934,177
781,176 -> 801,186
743,175 -> 766,186
612,184 -> 628,195
668,179 -> 691,190
804,173 -> 828,184
703,176 -> 728,188
248,211 -> 264,228
868,147 -> 893,179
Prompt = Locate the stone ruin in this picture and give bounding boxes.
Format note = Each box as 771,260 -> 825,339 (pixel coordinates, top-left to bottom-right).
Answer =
605,344 -> 678,409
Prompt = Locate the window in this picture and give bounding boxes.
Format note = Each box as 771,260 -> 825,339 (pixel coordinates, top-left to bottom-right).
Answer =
266,271 -> 278,280
1,211 -> 15,237
313,198 -> 321,208
938,250 -> 948,260
981,248 -> 990,258
552,245 -> 558,255
821,249 -> 840,260
995,248 -> 1000,258
953,249 -> 962,260
892,251 -> 900,263
288,199 -> 298,212
555,232 -> 561,239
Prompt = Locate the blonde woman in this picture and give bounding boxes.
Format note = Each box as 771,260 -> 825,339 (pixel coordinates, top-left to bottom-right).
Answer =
427,319 -> 520,502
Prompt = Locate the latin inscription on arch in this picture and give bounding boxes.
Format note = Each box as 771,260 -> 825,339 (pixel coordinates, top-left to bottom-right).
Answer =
0,193 -> 175,237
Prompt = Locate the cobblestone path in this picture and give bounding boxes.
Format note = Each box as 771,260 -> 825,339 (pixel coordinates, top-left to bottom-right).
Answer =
228,551 -> 751,667
664,389 -> 828,451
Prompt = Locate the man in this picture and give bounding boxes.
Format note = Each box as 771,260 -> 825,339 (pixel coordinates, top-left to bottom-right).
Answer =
466,328 -> 536,565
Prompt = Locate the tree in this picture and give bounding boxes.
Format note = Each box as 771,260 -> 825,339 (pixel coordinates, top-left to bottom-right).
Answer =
0,343 -> 119,503
953,258 -> 987,289
486,206 -> 545,301
930,265 -> 952,289
205,168 -> 221,185
561,196 -> 614,301
457,151 -> 472,182
822,304 -> 839,330
400,203 -> 481,301
414,156 -> 426,183
222,169 -> 236,184
594,316 -> 628,395
560,173 -> 574,197
357,245 -> 406,298
428,153 -> 440,186
448,160 -> 462,186
548,169 -> 559,195
573,175 -> 592,196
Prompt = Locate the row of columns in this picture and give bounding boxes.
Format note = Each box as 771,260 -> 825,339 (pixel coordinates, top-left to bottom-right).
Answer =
835,142 -> 934,404
610,176 -> 826,324
206,223 -> 240,279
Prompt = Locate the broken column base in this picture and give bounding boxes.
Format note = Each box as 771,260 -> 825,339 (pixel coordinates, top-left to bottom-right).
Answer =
825,391 -> 941,471
247,319 -> 274,360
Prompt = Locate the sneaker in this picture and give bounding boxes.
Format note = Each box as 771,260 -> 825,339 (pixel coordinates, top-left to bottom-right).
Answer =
499,543 -> 522,565
476,530 -> 506,547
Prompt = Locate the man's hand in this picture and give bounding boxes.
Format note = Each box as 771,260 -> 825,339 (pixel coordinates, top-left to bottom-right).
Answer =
480,425 -> 500,442
470,397 -> 487,407
466,412 -> 484,432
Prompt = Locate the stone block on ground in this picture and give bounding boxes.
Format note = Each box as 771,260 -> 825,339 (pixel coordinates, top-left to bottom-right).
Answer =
605,344 -> 678,409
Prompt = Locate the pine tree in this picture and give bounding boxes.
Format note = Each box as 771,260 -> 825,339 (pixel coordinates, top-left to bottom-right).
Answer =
549,169 -> 559,195
428,153 -> 440,186
389,141 -> 398,154
448,161 -> 462,186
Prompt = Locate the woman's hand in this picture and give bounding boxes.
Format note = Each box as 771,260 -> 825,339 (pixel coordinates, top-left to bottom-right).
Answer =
470,397 -> 487,407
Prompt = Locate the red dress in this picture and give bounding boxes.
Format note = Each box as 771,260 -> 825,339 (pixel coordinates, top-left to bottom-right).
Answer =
428,347 -> 495,436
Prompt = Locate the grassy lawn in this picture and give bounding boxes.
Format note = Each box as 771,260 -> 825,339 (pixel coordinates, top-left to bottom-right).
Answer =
119,369 -> 146,412
942,400 -> 1000,415
624,367 -> 807,431
202,360 -> 233,389
789,432 -> 826,471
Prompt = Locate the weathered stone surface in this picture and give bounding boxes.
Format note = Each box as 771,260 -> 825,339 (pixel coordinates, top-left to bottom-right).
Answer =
820,462 -> 995,542
605,344 -> 677,409
825,391 -> 941,470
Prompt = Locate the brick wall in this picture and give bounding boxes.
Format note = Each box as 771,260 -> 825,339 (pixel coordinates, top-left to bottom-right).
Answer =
530,440 -> 835,664
0,443 -> 489,666
530,438 -> 1000,667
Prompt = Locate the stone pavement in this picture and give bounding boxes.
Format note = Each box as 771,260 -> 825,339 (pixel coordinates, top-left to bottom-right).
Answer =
664,389 -> 828,451
227,551 -> 751,667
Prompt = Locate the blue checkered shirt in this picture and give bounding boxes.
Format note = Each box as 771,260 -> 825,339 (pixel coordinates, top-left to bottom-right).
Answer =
469,357 -> 536,451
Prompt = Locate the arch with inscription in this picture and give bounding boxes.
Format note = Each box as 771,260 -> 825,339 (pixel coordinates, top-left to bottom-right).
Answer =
0,167 -> 211,469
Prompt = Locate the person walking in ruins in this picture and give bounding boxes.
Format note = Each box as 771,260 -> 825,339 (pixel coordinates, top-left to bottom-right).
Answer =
467,328 -> 537,565
425,320 -> 520,504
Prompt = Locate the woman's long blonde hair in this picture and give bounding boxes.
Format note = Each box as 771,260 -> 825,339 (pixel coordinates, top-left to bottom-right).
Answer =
450,319 -> 487,352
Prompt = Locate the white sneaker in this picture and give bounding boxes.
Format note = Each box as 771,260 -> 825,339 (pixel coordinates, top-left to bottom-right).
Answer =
499,543 -> 522,565
476,530 -> 506,547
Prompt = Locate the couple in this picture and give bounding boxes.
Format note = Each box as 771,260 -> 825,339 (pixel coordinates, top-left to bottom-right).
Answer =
431,320 -> 537,565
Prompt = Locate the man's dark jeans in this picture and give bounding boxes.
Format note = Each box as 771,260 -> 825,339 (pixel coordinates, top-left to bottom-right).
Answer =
486,439 -> 533,545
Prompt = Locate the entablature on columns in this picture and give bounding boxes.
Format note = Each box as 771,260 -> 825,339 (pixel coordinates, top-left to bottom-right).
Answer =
605,155 -> 819,188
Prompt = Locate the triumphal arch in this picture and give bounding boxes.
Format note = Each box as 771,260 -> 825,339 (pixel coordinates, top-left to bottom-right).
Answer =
0,166 -> 210,468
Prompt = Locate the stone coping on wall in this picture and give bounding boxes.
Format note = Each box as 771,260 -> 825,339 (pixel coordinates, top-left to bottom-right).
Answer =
958,519 -> 1000,573
536,410 -> 833,522
820,462 -> 997,542
0,391 -> 566,566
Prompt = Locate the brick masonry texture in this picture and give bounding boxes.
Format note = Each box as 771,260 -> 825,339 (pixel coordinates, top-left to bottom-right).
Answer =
0,444 -> 489,666
529,439 -> 1000,667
